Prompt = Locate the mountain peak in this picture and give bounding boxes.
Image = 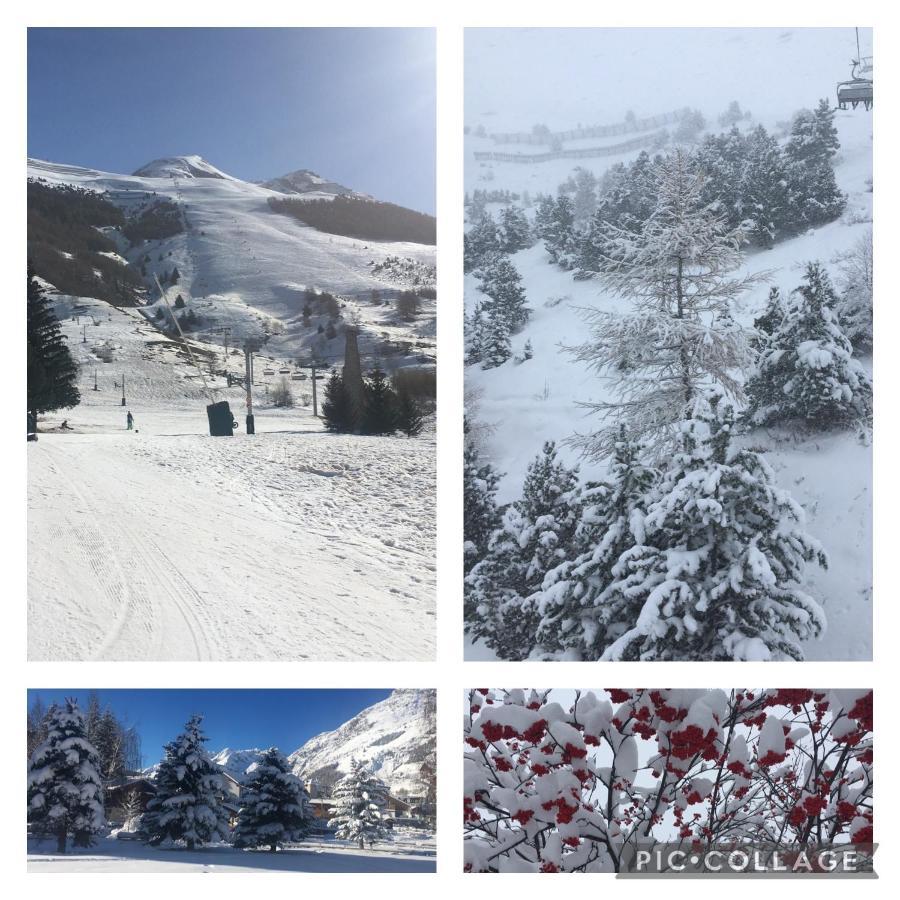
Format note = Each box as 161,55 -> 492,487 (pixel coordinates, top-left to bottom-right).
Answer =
260,168 -> 355,197
132,155 -> 231,180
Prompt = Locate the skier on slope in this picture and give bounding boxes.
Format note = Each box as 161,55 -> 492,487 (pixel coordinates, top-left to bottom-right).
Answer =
126,410 -> 134,430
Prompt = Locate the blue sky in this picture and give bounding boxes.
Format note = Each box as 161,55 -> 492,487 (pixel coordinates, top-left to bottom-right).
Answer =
27,28 -> 435,214
27,689 -> 393,767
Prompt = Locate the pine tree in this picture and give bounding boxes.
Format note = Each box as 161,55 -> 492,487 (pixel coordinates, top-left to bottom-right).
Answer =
785,100 -> 840,168
463,417 -> 502,577
27,265 -> 80,424
752,286 -> 787,351
327,761 -> 390,849
28,698 -> 105,853
536,429 -> 658,659
744,262 -> 872,429
480,312 -> 512,369
142,715 -> 230,849
477,255 -> 530,336
466,442 -> 582,660
464,213 -> 500,273
498,204 -> 532,253
321,371 -> 355,432
533,194 -> 557,242
361,368 -> 398,434
395,390 -> 424,437
464,303 -> 487,366
544,195 -> 578,268
570,167 -> 599,227
741,125 -> 789,247
566,149 -> 759,458
233,748 -> 312,852
601,391 -> 828,661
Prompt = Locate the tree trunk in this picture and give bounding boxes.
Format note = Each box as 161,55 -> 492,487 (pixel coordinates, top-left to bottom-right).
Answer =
269,842 -> 277,852
56,829 -> 67,854
675,256 -> 693,406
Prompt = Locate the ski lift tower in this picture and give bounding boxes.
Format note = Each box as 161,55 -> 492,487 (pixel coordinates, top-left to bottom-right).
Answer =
244,337 -> 263,435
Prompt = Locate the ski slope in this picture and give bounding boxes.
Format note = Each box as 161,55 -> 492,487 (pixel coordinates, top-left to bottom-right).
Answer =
465,84 -> 872,661
28,155 -> 436,367
28,295 -> 435,661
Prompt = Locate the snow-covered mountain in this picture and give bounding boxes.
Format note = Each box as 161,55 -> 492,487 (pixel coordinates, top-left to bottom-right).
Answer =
27,154 -> 436,368
197,690 -> 436,797
261,168 -> 358,198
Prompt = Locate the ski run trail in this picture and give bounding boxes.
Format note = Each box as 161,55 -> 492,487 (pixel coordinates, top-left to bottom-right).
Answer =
28,298 -> 435,662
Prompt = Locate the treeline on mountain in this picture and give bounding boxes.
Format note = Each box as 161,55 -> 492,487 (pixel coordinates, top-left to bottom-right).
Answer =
121,199 -> 184,244
267,195 -> 437,245
27,180 -> 144,306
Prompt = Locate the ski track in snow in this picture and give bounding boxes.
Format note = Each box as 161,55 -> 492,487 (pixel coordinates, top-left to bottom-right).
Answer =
28,300 -> 435,662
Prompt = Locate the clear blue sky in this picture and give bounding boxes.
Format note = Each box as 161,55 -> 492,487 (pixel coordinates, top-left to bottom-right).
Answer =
27,689 -> 393,767
27,28 -> 435,214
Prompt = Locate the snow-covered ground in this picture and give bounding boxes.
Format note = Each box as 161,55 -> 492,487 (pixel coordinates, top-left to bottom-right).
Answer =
27,832 -> 436,873
28,296 -> 435,661
465,50 -> 873,661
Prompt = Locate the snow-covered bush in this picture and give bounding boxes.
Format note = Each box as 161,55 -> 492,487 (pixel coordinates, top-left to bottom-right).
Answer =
464,688 -> 873,873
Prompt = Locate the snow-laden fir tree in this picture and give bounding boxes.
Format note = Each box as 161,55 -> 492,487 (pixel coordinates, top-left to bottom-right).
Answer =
533,194 -> 557,242
836,230 -> 873,354
463,417 -> 501,579
476,255 -> 530,335
142,714 -> 230,849
751,286 -> 787,351
464,212 -> 500,273
233,747 -> 312,852
327,760 -> 390,849
480,312 -> 512,369
600,390 -> 828,662
27,698 -> 106,853
497,204 -> 532,253
544,195 -> 578,268
741,125 -> 790,248
744,262 -> 872,429
536,428 -> 658,659
466,441 -> 582,660
464,303 -> 487,367
785,99 -> 840,168
566,149 -> 760,459
321,371 -> 354,433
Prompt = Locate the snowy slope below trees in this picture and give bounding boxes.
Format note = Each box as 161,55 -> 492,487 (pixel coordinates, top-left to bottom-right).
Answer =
465,109 -> 872,661
28,295 -> 435,662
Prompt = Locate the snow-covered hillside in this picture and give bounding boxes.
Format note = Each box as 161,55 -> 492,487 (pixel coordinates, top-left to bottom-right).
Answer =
28,154 -> 436,367
464,33 -> 872,662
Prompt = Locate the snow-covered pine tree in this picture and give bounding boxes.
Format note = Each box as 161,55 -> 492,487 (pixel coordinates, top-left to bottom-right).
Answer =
533,194 -> 557,242
498,204 -> 532,253
142,714 -> 230,849
836,230 -> 873,354
741,125 -> 790,248
785,99 -> 840,168
464,303 -> 487,366
395,390 -> 424,437
536,428 -> 658,659
544,195 -> 578,268
27,698 -> 105,853
600,390 -> 828,662
480,312 -> 512,369
476,255 -> 530,335
744,262 -> 872,429
752,286 -> 787,351
321,371 -> 354,433
233,747 -> 312,852
570,167 -> 599,227
466,441 -> 583,660
327,761 -> 390,849
566,149 -> 760,459
464,212 -> 500,273
463,417 -> 502,579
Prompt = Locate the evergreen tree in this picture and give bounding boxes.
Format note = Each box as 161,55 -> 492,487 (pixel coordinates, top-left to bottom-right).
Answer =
395,390 -> 424,437
836,230 -> 873,354
464,212 -> 500,273
142,715 -> 230,849
752,286 -> 787,351
744,262 -> 872,429
233,748 -> 312,852
466,442 -> 582,660
173,294 -> 185,309
536,429 -> 658,659
480,312 -> 512,369
321,371 -> 355,432
463,417 -> 502,576
570,167 -> 599,227
327,761 -> 390,849
27,698 -> 105,853
601,391 -> 828,662
741,125 -> 789,247
476,255 -> 530,335
566,149 -> 759,459
361,368 -> 398,434
27,265 -> 80,424
544,195 -> 578,268
497,204 -> 532,253
464,303 -> 487,366
785,100 -> 840,167
533,194 -> 557,242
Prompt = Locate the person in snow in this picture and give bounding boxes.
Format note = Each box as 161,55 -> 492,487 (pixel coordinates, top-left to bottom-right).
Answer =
126,410 -> 134,430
